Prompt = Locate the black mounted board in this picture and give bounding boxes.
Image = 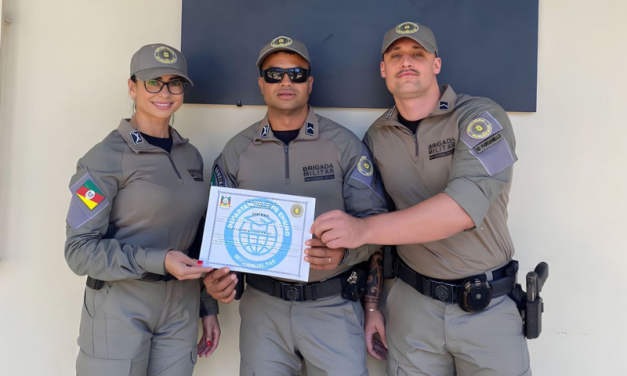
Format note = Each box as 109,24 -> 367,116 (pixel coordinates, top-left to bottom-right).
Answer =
181,0 -> 538,112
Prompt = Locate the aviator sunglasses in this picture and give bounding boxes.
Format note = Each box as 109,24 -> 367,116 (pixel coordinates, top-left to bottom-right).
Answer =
261,67 -> 311,84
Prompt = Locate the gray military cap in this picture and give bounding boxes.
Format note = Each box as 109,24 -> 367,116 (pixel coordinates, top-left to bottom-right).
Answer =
130,43 -> 194,85
256,36 -> 311,68
381,22 -> 438,56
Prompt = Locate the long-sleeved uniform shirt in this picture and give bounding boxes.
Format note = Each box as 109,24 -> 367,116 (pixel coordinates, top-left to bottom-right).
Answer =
211,108 -> 388,282
65,119 -> 218,315
364,86 -> 518,280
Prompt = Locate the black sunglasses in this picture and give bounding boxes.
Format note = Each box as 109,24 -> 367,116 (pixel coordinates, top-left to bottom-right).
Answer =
260,67 -> 311,84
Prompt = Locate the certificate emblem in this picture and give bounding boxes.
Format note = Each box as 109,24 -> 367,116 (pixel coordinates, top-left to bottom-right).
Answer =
219,196 -> 231,208
290,204 -> 304,218
224,198 -> 292,270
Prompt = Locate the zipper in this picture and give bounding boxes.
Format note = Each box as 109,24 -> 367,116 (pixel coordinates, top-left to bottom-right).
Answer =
396,124 -> 419,158
139,148 -> 184,184
414,133 -> 419,157
283,144 -> 290,184
166,153 -> 183,184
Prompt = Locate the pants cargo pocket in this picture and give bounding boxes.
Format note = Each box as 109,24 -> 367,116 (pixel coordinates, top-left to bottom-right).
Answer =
76,350 -> 131,376
240,360 -> 255,376
387,356 -> 410,376
191,345 -> 198,365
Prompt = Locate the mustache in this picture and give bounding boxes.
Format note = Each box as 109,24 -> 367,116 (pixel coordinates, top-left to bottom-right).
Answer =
396,69 -> 419,77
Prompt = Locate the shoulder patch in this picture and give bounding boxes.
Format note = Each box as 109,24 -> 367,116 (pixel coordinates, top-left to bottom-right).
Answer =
357,156 -> 374,177
349,146 -> 385,202
211,162 -> 227,187
460,111 -> 515,175
467,117 -> 492,139
67,171 -> 110,229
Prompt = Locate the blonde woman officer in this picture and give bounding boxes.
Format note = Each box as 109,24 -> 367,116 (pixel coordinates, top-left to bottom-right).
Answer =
65,43 -> 220,376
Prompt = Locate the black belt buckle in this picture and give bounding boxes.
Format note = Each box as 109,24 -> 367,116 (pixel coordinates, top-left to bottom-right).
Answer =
431,281 -> 457,304
281,283 -> 304,301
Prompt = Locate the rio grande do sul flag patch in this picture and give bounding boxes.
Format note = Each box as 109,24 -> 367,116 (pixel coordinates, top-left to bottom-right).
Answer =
76,179 -> 105,210
67,171 -> 110,229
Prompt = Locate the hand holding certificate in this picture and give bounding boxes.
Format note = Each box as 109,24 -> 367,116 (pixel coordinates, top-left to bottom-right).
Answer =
199,187 -> 315,282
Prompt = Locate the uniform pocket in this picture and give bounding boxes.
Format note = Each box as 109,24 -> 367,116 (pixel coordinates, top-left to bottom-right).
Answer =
387,356 -> 410,376
240,360 -> 255,376
349,299 -> 365,327
84,282 -> 114,319
76,350 -> 131,376
191,345 -> 198,365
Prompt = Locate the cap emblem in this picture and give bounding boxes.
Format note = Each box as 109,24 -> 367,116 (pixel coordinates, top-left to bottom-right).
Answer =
271,36 -> 293,48
154,46 -> 177,64
396,22 -> 419,35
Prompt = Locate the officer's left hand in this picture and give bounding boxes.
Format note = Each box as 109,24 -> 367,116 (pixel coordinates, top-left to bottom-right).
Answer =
310,210 -> 367,249
197,314 -> 221,357
364,309 -> 388,360
304,238 -> 344,270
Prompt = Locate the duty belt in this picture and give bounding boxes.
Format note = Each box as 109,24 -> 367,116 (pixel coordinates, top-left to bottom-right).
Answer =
397,259 -> 517,305
86,273 -> 176,290
246,268 -> 361,302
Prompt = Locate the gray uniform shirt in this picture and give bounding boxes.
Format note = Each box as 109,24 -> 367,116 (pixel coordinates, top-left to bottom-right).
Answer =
65,119 -> 218,315
364,86 -> 518,280
212,108 -> 388,282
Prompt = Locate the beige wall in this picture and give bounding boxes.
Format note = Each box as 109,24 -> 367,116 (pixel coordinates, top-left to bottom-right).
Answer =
1,0 -> 626,375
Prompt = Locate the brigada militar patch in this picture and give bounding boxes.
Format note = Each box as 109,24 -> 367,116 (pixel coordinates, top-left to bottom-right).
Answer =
460,111 -> 516,176
67,171 -> 110,229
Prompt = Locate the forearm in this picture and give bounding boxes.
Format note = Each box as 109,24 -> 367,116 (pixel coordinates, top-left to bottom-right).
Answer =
363,250 -> 383,309
363,193 -> 474,246
200,280 -> 220,316
64,235 -> 169,280
343,244 -> 379,266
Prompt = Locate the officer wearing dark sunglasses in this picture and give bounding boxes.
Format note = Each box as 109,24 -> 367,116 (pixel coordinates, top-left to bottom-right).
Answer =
203,36 -> 388,376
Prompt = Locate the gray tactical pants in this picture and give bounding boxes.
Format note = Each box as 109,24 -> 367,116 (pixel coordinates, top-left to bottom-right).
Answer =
385,279 -> 531,376
76,278 -> 200,376
239,285 -> 368,376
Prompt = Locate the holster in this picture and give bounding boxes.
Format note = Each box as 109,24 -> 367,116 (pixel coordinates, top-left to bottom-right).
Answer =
508,262 -> 549,339
341,264 -> 368,301
382,245 -> 397,279
234,272 -> 245,300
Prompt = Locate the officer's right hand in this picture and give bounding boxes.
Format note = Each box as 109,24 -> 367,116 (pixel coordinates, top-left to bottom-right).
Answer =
164,250 -> 214,280
203,267 -> 237,303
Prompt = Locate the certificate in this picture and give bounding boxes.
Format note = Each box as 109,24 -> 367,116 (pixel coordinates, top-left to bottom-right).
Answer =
199,186 -> 315,282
